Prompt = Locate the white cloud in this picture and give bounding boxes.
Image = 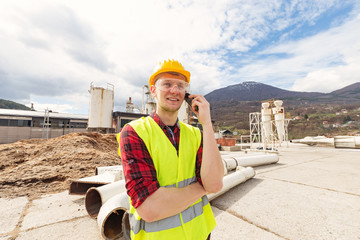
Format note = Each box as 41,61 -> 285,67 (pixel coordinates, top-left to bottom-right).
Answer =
292,54 -> 360,92
0,0 -> 358,115
289,13 -> 360,92
229,4 -> 360,92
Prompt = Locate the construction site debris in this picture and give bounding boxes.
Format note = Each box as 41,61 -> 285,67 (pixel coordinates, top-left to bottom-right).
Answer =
0,132 -> 120,199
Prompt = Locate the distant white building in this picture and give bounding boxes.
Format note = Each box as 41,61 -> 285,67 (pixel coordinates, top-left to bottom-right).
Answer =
0,109 -> 88,144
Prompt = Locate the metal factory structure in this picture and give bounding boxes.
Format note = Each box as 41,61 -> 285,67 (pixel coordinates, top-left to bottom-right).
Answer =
249,99 -> 290,151
124,85 -> 156,115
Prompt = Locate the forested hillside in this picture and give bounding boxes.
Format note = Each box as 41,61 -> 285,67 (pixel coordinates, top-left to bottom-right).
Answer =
0,99 -> 30,110
205,82 -> 360,139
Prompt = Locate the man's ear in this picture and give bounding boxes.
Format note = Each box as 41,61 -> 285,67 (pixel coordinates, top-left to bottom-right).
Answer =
150,85 -> 157,98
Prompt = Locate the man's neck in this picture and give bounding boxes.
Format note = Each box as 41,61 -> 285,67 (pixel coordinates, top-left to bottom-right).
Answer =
156,109 -> 178,126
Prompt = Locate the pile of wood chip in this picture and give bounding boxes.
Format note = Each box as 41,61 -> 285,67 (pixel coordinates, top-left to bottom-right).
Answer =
0,132 -> 120,199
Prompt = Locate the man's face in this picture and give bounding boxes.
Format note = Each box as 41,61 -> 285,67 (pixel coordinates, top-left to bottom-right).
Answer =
151,73 -> 188,113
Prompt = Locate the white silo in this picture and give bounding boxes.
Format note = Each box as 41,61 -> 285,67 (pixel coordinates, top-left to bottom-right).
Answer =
142,85 -> 156,114
272,100 -> 285,142
88,83 -> 114,131
261,102 -> 272,143
178,101 -> 189,123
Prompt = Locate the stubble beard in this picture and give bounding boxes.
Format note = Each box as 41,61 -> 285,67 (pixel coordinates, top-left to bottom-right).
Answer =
158,103 -> 181,113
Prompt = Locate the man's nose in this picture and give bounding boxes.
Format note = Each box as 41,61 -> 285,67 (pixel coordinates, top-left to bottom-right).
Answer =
169,85 -> 181,93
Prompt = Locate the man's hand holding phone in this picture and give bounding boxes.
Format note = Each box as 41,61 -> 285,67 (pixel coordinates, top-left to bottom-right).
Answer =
185,93 -> 198,112
184,93 -> 212,126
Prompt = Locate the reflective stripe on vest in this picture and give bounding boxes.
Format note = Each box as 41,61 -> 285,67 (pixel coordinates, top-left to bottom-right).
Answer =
164,176 -> 197,188
130,195 -> 210,234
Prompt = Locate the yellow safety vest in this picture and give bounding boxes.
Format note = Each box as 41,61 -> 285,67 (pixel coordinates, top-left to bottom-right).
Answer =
118,116 -> 216,240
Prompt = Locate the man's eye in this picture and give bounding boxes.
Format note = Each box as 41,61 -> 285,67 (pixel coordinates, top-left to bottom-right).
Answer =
163,82 -> 172,87
177,84 -> 185,89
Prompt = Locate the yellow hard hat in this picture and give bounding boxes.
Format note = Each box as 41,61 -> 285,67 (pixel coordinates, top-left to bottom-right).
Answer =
149,59 -> 190,86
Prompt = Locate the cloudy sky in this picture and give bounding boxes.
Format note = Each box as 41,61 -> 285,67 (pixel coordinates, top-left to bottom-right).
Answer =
0,0 -> 359,115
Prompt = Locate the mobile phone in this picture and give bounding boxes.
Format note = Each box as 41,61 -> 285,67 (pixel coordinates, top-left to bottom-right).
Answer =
185,92 -> 199,111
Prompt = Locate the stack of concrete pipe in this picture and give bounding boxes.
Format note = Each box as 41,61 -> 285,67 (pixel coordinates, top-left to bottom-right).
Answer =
221,154 -> 278,175
334,136 -> 360,149
207,166 -> 255,201
291,136 -> 335,147
69,166 -> 123,195
85,153 -> 278,239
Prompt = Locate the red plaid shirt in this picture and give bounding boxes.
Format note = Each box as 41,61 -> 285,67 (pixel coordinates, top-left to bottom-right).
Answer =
119,112 -> 203,208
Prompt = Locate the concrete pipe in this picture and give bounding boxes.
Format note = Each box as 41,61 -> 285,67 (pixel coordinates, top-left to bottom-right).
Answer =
222,157 -> 237,175
208,166 -> 255,201
122,212 -> 131,240
334,136 -> 360,149
97,167 -> 255,239
356,136 -> 360,149
97,192 -> 129,240
95,165 -> 124,179
231,154 -> 278,167
222,154 -> 278,173
292,136 -> 334,147
85,180 -> 126,218
69,172 -> 119,195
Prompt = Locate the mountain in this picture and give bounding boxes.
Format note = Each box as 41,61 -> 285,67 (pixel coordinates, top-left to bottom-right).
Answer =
0,99 -> 31,110
204,81 -> 360,139
205,81 -> 360,103
328,82 -> 360,98
205,81 -> 324,102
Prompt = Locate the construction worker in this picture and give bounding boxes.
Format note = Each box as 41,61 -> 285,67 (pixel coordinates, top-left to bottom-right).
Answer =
118,59 -> 224,240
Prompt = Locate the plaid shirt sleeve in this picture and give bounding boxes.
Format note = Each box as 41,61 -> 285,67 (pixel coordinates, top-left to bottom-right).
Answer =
119,113 -> 204,208
196,132 -> 204,186
119,124 -> 160,208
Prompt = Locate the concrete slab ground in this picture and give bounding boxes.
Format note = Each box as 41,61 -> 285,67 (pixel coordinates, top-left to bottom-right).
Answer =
212,143 -> 360,240
211,207 -> 284,240
17,217 -> 100,240
0,144 -> 359,240
21,192 -> 87,231
0,197 -> 27,235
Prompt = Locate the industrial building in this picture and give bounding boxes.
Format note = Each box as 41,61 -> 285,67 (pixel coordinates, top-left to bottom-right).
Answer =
0,108 -> 152,144
0,82 -> 151,144
112,111 -> 148,133
0,109 -> 88,144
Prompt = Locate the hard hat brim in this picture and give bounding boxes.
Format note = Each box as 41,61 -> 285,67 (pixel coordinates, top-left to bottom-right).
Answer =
149,68 -> 190,86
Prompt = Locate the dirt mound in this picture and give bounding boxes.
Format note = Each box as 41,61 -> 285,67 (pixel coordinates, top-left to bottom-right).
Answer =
0,132 -> 120,199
